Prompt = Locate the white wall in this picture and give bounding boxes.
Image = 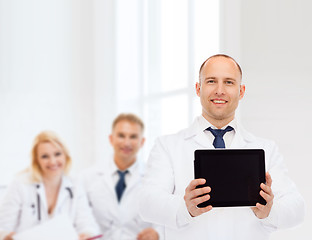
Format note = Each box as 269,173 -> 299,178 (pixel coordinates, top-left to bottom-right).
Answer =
0,0 -> 96,184
93,0 -> 118,162
221,0 -> 312,239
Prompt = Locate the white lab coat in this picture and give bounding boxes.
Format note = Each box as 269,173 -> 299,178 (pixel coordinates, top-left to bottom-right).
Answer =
0,171 -> 100,240
82,159 -> 163,240
139,116 -> 305,240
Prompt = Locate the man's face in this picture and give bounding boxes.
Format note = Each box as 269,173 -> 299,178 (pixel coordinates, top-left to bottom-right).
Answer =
196,56 -> 245,125
109,120 -> 145,163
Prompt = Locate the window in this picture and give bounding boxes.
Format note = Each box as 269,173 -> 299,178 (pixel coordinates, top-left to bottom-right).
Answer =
115,0 -> 220,159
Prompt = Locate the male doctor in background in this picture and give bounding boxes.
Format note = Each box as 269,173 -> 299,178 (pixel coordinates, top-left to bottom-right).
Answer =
139,54 -> 305,239
82,113 -> 161,240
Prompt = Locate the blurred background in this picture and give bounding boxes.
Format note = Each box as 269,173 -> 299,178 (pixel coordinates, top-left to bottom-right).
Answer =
0,0 -> 311,238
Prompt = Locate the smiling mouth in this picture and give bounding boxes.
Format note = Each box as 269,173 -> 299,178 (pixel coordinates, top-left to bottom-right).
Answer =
121,148 -> 132,153
47,166 -> 61,170
211,99 -> 227,104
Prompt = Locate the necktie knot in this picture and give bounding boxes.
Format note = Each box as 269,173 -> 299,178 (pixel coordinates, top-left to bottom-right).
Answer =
117,170 -> 128,179
207,126 -> 234,148
115,170 -> 128,202
208,126 -> 233,137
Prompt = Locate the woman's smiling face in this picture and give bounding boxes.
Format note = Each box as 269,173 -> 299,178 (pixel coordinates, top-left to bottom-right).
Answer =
36,142 -> 66,179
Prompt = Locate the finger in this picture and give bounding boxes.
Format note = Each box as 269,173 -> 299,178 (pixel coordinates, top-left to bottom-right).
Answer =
194,204 -> 213,215
138,233 -> 151,240
188,193 -> 212,216
190,192 -> 211,207
251,206 -> 260,216
4,233 -> 15,240
265,172 -> 272,187
137,231 -> 146,239
193,186 -> 211,196
251,206 -> 257,211
137,234 -> 145,240
186,186 -> 211,201
79,233 -> 88,239
138,228 -> 154,240
185,179 -> 206,193
260,190 -> 270,201
142,229 -> 158,240
260,190 -> 274,203
260,183 -> 273,196
255,202 -> 265,211
142,233 -> 152,240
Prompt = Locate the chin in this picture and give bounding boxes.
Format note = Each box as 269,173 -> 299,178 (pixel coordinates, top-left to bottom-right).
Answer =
44,169 -> 63,176
214,115 -> 227,120
121,151 -> 133,156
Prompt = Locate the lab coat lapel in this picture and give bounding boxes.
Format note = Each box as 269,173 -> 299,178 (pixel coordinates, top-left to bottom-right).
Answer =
124,173 -> 140,198
185,117 -> 214,149
54,177 -> 72,212
103,171 -> 116,197
97,158 -> 117,197
193,131 -> 215,149
229,124 -> 254,149
230,131 -> 247,149
124,162 -> 143,195
35,182 -> 48,215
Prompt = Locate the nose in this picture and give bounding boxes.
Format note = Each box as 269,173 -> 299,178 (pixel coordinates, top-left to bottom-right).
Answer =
49,156 -> 57,164
215,82 -> 225,95
123,137 -> 132,146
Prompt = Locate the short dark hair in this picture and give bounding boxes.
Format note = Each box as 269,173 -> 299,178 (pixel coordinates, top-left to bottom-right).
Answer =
112,113 -> 144,132
199,54 -> 242,83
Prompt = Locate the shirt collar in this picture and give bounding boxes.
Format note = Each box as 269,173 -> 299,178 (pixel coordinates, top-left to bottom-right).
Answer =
198,115 -> 237,132
110,157 -> 139,176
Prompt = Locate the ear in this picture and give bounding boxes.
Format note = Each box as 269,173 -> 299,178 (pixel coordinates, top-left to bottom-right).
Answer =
239,84 -> 246,100
109,134 -> 113,145
195,82 -> 201,97
140,137 -> 146,147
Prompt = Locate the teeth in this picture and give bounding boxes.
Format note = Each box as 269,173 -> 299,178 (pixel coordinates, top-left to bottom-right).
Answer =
213,100 -> 226,103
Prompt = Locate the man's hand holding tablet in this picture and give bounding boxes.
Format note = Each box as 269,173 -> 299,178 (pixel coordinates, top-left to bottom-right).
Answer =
184,178 -> 212,217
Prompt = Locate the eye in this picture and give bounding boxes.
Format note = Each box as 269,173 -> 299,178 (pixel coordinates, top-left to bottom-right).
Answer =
225,80 -> 235,85
118,133 -> 125,138
130,135 -> 138,139
55,151 -> 62,157
41,154 -> 48,159
206,79 -> 215,84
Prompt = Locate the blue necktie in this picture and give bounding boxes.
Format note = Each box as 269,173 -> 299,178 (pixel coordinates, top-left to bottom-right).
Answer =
207,126 -> 234,148
115,170 -> 128,202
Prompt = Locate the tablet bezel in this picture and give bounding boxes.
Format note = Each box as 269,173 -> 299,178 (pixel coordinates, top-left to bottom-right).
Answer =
194,149 -> 266,208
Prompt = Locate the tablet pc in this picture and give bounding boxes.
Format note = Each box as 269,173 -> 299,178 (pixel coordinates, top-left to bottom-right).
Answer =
194,149 -> 266,208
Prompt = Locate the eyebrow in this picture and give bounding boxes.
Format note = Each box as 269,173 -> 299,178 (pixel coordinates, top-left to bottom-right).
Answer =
204,77 -> 216,80
204,77 -> 237,82
225,78 -> 237,82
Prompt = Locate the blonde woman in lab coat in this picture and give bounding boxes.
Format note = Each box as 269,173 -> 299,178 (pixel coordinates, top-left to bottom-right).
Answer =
0,131 -> 100,240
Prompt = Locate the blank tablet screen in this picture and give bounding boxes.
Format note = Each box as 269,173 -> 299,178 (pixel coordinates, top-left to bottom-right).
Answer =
194,149 -> 266,208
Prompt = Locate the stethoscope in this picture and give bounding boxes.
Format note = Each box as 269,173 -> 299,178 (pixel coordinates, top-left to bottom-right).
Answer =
33,184 -> 73,221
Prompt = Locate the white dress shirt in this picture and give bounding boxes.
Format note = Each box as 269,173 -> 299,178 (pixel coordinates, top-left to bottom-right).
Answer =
111,160 -> 135,193
202,116 -> 237,148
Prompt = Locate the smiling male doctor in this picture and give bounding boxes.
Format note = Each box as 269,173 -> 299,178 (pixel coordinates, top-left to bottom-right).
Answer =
82,114 -> 161,240
139,54 -> 305,239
